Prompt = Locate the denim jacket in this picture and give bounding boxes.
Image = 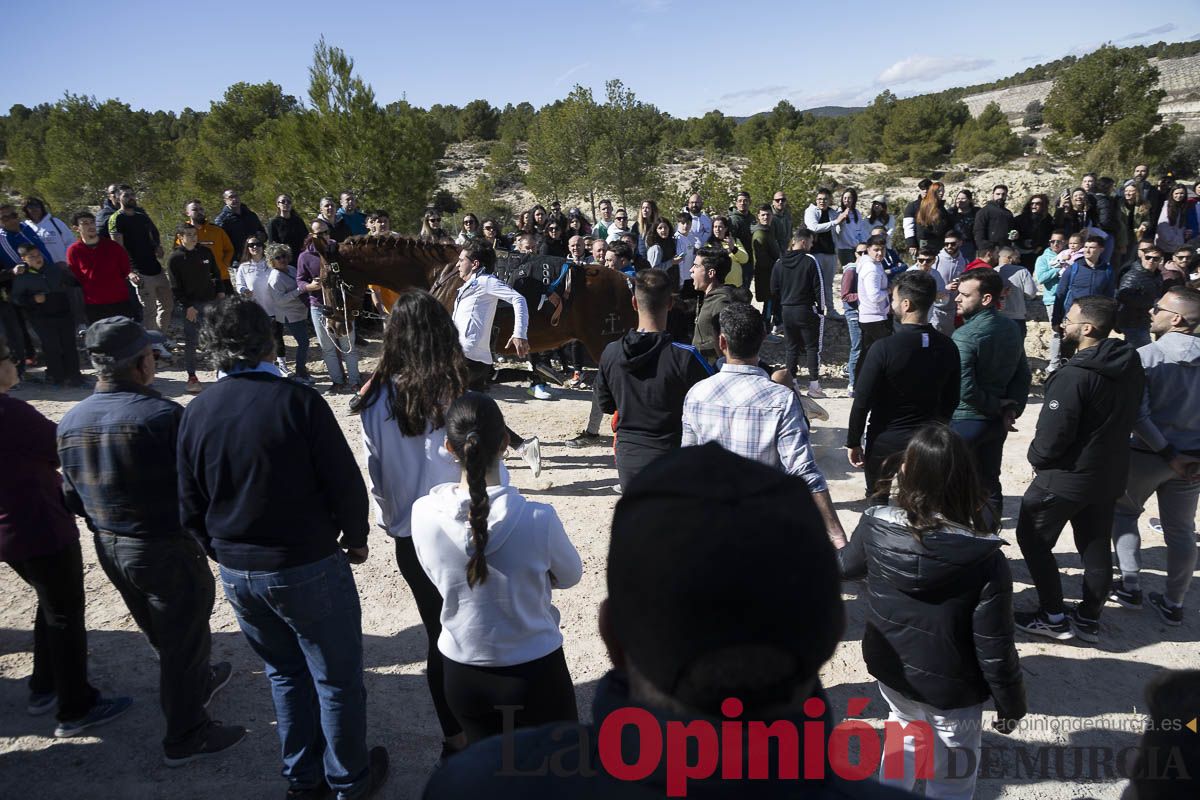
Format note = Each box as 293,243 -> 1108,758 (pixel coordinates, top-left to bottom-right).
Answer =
57,382 -> 185,537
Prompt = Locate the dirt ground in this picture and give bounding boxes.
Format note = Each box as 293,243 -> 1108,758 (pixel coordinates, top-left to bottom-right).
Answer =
0,328 -> 1194,800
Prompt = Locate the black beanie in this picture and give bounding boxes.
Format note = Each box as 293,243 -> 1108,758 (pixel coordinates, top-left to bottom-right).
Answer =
607,442 -> 844,706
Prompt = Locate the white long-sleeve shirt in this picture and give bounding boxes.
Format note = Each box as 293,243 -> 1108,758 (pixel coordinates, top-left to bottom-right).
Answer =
234,259 -> 274,317
833,211 -> 867,250
29,215 -> 76,263
856,256 -> 890,323
411,483 -> 582,666
360,385 -> 509,538
453,271 -> 529,364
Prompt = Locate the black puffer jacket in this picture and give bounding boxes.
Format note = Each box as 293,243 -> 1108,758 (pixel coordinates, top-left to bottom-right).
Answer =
973,200 -> 1015,252
838,506 -> 1026,720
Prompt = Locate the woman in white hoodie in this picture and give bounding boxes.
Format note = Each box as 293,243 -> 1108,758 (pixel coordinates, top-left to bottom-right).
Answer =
411,391 -> 582,743
356,290 -> 482,762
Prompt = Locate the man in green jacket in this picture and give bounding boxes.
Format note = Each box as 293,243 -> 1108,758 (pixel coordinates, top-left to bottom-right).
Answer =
950,268 -> 1031,525
752,206 -> 781,323
690,248 -> 737,365
770,192 -> 793,255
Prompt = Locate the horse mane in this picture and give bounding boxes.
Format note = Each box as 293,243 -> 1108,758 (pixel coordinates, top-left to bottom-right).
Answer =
336,234 -> 459,258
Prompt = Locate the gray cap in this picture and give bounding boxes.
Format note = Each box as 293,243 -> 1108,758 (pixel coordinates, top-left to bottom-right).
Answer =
85,316 -> 167,360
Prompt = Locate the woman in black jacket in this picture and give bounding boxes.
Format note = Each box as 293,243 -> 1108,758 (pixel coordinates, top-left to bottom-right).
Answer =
839,424 -> 1026,799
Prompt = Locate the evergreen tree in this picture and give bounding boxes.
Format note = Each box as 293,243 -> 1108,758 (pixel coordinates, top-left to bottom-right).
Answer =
955,102 -> 1022,163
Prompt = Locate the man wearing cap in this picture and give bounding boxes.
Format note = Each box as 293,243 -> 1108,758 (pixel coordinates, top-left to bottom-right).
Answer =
424,443 -> 913,798
683,303 -> 847,548
57,316 -> 246,763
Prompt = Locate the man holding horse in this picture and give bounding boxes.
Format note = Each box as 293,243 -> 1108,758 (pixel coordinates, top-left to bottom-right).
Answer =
453,239 -> 542,477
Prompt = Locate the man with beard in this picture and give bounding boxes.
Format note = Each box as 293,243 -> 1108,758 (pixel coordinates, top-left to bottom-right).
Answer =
1014,296 -> 1144,644
111,188 -> 172,333
728,191 -> 755,290
950,268 -> 1031,524
181,200 -> 235,294
212,189 -> 265,258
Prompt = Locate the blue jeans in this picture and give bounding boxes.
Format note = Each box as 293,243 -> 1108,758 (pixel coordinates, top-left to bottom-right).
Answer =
844,308 -> 861,384
310,306 -> 360,386
950,416 -> 1008,526
283,319 -> 313,376
219,553 -> 369,797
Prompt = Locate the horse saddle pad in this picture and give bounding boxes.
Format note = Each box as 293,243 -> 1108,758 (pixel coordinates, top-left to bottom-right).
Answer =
492,252 -> 570,306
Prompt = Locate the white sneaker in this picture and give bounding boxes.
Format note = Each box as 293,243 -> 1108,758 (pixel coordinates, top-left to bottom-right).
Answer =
516,437 -> 542,478
807,382 -> 827,399
274,358 -> 290,377
527,384 -> 552,400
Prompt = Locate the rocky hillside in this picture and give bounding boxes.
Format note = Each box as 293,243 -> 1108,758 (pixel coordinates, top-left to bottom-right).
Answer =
961,54 -> 1200,133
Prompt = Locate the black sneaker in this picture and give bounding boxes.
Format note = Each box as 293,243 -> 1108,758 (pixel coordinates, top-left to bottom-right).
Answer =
362,746 -> 389,798
564,431 -> 603,449
1067,606 -> 1100,643
54,695 -> 133,738
285,781 -> 331,800
204,662 -> 233,708
163,721 -> 247,767
1014,609 -> 1074,641
1148,592 -> 1184,627
1109,579 -> 1143,609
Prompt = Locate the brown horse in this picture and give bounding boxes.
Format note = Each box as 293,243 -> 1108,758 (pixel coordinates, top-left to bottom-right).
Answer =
316,235 -> 636,361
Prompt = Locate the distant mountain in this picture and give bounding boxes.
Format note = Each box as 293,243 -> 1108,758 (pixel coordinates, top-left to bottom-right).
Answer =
732,105 -> 865,124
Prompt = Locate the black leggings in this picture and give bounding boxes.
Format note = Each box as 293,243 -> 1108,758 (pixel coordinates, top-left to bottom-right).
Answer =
394,537 -> 462,739
465,358 -> 527,445
442,647 -> 578,744
781,305 -> 821,382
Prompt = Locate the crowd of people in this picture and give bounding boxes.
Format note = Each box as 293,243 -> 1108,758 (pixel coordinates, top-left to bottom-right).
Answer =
1,162 -> 1199,800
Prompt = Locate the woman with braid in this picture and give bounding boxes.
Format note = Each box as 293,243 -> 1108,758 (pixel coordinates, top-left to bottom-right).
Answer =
410,392 -> 582,744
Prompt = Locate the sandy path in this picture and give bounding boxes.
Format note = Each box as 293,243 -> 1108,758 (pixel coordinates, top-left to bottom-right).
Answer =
0,334 -> 1193,800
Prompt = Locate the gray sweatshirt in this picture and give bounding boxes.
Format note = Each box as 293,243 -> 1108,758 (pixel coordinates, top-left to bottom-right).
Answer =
1133,332 -> 1200,457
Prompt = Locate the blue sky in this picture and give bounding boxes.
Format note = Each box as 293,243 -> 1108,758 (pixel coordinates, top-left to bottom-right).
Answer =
5,2 -> 1199,119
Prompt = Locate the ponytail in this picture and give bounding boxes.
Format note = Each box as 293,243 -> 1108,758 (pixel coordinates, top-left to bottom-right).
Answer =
462,431 -> 490,587
445,391 -> 509,589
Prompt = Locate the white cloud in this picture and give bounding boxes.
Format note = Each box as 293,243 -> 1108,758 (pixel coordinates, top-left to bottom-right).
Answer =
1116,23 -> 1177,42
877,55 -> 995,85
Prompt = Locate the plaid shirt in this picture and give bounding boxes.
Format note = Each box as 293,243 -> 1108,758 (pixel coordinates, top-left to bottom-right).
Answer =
57,382 -> 185,537
681,364 -> 827,494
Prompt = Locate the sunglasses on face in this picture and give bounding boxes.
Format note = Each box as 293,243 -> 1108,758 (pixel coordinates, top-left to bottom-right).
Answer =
855,250 -> 867,256
247,242 -> 262,247
1145,256 -> 1164,262
916,257 -> 931,263
428,218 -> 440,223
463,220 -> 475,226
278,199 -> 291,205
615,216 -> 627,221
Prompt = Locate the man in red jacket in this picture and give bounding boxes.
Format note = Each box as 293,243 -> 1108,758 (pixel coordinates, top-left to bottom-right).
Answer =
65,210 -> 136,323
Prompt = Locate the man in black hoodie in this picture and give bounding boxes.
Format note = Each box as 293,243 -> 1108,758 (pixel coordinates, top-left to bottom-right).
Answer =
1014,296 -> 1145,644
595,269 -> 713,488
771,227 -> 826,397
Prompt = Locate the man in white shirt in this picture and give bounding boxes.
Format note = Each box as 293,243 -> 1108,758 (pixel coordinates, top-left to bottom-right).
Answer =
803,188 -> 850,319
855,234 -> 893,382
452,240 -> 541,476
22,197 -> 76,263
684,194 -> 712,245
682,302 -> 846,548
605,209 -> 631,243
